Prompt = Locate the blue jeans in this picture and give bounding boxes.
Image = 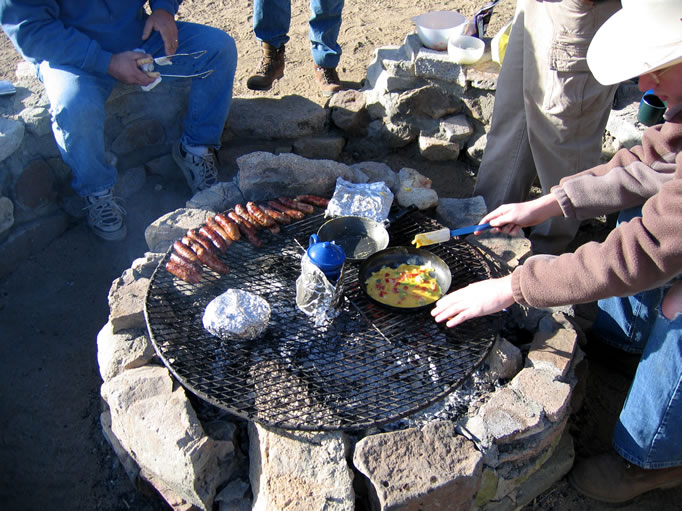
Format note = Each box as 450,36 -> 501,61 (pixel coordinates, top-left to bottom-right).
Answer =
592,207 -> 682,469
38,22 -> 236,197
253,0 -> 344,67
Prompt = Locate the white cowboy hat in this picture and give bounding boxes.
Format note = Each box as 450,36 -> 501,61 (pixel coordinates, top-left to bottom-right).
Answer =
587,0 -> 682,85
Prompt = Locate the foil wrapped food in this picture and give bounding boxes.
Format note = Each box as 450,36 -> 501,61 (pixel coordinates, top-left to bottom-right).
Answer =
203,289 -> 271,340
325,177 -> 393,222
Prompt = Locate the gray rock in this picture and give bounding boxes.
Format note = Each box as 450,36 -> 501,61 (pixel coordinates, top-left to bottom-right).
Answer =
353,421 -> 482,511
114,166 -> 146,198
107,268 -> 149,332
510,368 -> 572,423
440,114 -> 473,141
414,47 -> 467,86
395,85 -> 460,120
236,151 -> 355,201
96,322 -> 155,382
186,181 -> 243,213
18,105 -> 52,137
0,196 -> 15,237
249,423 -> 354,511
436,196 -> 488,228
144,207 -> 213,253
227,95 -> 328,140
350,161 -> 400,192
0,117 -> 25,163
418,134 -> 461,161
486,338 -> 523,382
329,89 -> 370,136
293,135 -> 345,160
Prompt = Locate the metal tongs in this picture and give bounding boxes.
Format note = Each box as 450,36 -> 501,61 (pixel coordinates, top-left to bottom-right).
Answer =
136,50 -> 214,80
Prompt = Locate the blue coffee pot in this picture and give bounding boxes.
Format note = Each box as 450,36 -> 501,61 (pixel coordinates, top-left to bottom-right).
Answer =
307,234 -> 346,281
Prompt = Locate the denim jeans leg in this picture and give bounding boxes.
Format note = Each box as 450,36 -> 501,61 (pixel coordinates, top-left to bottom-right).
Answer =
612,309 -> 682,469
141,23 -> 238,148
253,0 -> 291,47
38,62 -> 117,197
309,0 -> 344,67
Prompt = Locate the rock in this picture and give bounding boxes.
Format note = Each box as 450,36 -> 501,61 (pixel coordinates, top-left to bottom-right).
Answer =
440,114 -> 474,142
96,322 -> 155,382
13,159 -> 57,219
329,89 -> 370,136
293,135 -> 345,160
113,165 -> 146,198
353,421 -> 482,511
418,134 -> 461,161
527,324 -> 578,379
395,85 -> 460,120
0,117 -> 24,163
510,368 -> 572,423
101,365 -> 235,511
236,151 -> 355,201
111,118 -> 165,155
436,196 -> 487,228
396,186 -> 438,210
18,105 -> 52,137
144,207 -> 213,253
486,338 -> 523,381
350,161 -> 400,193
227,95 -> 328,140
249,423 -> 354,511
108,268 -> 149,332
186,181 -> 243,213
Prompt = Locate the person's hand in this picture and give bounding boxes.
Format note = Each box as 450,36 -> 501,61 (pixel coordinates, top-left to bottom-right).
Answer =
479,193 -> 563,236
662,281 -> 682,320
431,275 -> 515,328
108,51 -> 157,85
143,9 -> 179,56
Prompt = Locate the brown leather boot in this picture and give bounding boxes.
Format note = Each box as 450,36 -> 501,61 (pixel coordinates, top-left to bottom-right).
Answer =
568,453 -> 682,503
247,42 -> 285,91
313,65 -> 342,97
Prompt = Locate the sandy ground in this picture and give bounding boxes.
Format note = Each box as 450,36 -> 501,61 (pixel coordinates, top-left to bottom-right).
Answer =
2,1 -> 682,510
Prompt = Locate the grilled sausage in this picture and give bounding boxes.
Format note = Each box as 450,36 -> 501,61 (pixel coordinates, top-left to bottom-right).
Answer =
206,217 -> 233,246
200,225 -> 229,252
166,259 -> 202,283
260,203 -> 292,224
186,229 -> 217,255
246,201 -> 275,227
295,194 -> 330,207
279,196 -> 314,214
193,244 -> 230,274
234,203 -> 262,229
268,200 -> 304,220
170,252 -> 202,274
227,211 -> 263,247
173,240 -> 200,264
214,213 -> 240,241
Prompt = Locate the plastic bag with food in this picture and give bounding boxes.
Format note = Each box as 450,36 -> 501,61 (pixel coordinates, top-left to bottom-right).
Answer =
325,177 -> 394,222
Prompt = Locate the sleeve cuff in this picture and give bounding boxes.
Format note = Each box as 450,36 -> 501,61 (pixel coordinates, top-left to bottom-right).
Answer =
511,266 -> 529,307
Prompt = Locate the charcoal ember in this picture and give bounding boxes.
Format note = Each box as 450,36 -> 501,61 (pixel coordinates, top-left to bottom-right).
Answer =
203,289 -> 271,340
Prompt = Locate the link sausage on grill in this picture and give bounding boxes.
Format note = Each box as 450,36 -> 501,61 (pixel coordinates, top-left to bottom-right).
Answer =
165,258 -> 202,283
295,195 -> 329,207
259,203 -> 292,224
246,201 -> 275,227
186,229 -> 217,255
268,200 -> 304,220
227,211 -> 263,247
278,196 -> 314,214
206,217 -> 233,246
234,203 -> 262,229
200,225 -> 229,253
173,240 -> 200,264
186,240 -> 230,274
214,213 -> 240,241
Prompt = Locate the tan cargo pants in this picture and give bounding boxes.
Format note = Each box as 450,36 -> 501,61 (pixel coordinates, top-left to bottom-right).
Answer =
473,0 -> 621,254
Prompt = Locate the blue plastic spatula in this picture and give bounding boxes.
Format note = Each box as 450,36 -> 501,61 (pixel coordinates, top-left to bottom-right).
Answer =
411,223 -> 492,248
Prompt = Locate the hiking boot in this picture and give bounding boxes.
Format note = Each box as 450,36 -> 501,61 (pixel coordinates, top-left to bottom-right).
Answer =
313,65 -> 342,97
85,189 -> 127,241
568,453 -> 682,503
247,42 -> 285,91
172,141 -> 218,194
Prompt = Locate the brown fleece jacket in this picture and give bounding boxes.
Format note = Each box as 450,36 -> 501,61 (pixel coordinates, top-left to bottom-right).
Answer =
511,105 -> 682,308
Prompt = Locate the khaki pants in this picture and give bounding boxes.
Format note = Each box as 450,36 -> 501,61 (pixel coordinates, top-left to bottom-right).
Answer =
473,0 -> 620,254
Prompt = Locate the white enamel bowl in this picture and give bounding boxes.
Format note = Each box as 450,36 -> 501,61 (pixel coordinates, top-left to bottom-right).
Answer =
412,11 -> 467,51
448,35 -> 485,64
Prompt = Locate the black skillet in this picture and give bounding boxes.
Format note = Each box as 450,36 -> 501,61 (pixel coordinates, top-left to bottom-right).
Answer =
358,246 -> 452,312
316,205 -> 418,262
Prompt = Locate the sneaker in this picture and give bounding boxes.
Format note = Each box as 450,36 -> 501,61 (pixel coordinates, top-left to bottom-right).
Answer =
85,189 -> 127,241
313,65 -> 342,97
172,141 -> 218,194
246,42 -> 285,91
568,453 -> 682,503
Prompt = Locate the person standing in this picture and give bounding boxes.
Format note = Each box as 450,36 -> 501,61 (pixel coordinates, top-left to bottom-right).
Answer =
432,0 -> 682,502
246,0 -> 344,97
0,0 -> 237,241
473,0 -> 621,254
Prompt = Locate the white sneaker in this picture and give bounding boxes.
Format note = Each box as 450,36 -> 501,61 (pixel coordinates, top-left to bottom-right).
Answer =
85,189 -> 127,241
172,141 -> 218,193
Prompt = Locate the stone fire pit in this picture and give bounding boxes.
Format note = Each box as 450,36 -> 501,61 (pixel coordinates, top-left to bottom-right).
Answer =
98,151 -> 581,511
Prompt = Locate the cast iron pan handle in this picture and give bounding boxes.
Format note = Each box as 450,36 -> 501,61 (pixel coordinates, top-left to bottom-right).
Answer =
385,204 -> 419,227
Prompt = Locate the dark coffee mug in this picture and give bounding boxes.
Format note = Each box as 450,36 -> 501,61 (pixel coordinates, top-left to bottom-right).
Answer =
638,89 -> 666,126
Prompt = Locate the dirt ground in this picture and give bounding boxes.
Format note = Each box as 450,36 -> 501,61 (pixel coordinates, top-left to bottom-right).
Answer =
2,1 -> 682,510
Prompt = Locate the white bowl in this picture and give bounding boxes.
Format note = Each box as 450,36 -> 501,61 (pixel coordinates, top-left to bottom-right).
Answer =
412,11 -> 467,51
448,35 -> 485,64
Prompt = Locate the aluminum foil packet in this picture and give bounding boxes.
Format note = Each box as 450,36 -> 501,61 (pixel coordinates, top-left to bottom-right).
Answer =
295,253 -> 344,326
325,177 -> 394,222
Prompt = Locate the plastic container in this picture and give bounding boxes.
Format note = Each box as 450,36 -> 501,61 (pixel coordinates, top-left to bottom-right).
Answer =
412,11 -> 467,51
448,35 -> 485,64
307,234 -> 346,282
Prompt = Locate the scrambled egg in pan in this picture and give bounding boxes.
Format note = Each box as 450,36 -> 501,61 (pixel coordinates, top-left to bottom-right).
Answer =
365,263 -> 442,308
